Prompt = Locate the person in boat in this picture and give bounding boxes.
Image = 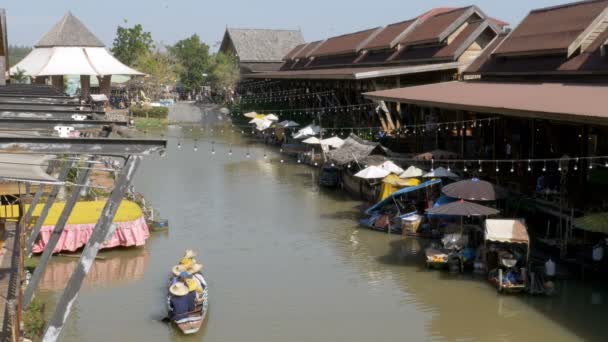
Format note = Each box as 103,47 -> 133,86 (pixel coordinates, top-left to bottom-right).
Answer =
188,263 -> 207,291
168,282 -> 196,320
180,250 -> 197,269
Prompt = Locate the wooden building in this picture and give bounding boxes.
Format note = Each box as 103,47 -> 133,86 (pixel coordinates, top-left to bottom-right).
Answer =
219,28 -> 305,74
364,0 -> 608,250
0,9 -> 7,85
241,6 -> 507,132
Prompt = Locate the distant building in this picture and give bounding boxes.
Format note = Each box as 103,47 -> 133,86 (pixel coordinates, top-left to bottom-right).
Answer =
0,9 -> 7,85
219,28 -> 305,74
11,12 -> 143,96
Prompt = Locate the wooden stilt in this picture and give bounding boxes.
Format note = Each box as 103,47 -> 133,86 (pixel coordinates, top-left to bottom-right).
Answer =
23,161 -> 93,308
41,156 -> 142,342
25,161 -> 73,256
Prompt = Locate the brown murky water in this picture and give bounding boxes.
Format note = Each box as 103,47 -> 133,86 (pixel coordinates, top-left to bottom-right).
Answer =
41,104 -> 608,341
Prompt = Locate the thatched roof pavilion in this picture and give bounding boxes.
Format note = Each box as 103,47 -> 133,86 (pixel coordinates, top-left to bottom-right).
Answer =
11,12 -> 143,96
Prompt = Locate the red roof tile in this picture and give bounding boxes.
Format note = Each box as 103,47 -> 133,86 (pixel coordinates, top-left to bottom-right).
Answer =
434,20 -> 484,58
401,7 -> 471,45
494,0 -> 608,56
362,19 -> 417,50
313,28 -> 382,57
293,40 -> 323,59
284,43 -> 308,60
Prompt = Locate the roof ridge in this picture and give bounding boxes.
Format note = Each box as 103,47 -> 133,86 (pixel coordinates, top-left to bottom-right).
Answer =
530,0 -> 608,14
228,27 -> 302,33
326,27 -> 383,40
430,5 -> 473,17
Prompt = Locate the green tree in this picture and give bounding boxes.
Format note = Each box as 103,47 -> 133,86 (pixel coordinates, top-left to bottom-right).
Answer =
169,34 -> 211,93
210,52 -> 240,92
8,45 -> 32,67
111,22 -> 153,66
10,67 -> 28,84
134,49 -> 178,100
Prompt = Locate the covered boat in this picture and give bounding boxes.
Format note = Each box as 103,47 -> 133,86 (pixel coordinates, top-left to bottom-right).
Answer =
29,200 -> 149,253
484,219 -> 530,293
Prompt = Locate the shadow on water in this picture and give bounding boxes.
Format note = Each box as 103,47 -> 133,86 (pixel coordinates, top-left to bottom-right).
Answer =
374,237 -> 608,341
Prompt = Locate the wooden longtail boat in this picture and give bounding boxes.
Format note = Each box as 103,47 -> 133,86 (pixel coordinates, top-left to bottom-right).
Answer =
168,276 -> 209,335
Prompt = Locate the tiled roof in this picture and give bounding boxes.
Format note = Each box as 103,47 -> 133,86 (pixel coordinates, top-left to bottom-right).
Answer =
493,0 -> 608,56
312,28 -> 382,57
362,19 -> 417,50
400,7 -> 471,45
224,28 -> 304,62
36,12 -> 104,47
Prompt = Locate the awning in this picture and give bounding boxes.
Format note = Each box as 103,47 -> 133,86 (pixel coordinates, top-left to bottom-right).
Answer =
484,219 -> 529,244
574,213 -> 608,235
364,81 -> 608,125
0,154 -> 61,184
366,179 -> 441,214
244,62 -> 461,80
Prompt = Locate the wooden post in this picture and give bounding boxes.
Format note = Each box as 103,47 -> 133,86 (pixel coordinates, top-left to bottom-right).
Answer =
51,75 -> 64,92
41,156 -> 142,342
23,162 -> 93,308
25,161 -> 73,255
80,75 -> 91,99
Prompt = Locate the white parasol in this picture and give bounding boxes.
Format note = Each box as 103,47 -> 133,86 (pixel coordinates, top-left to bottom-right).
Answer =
380,160 -> 404,175
400,166 -> 425,178
355,165 -> 391,179
423,166 -> 459,179
320,136 -> 345,149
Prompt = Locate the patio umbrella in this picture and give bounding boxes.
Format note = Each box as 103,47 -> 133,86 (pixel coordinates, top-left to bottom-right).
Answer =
441,178 -> 506,202
293,125 -> 320,139
244,112 -> 258,119
426,199 -> 500,217
423,167 -> 459,179
255,119 -> 273,131
380,160 -> 404,175
321,136 -> 345,149
279,120 -> 300,128
303,137 -> 321,145
265,114 -> 279,121
355,165 -> 391,179
400,166 -> 425,178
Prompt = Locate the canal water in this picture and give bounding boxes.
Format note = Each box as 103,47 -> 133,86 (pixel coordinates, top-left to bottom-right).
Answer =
41,104 -> 608,341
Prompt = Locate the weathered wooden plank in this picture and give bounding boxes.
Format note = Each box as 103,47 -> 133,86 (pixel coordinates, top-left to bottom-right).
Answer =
41,156 -> 142,342
25,161 -> 73,256
0,137 -> 166,156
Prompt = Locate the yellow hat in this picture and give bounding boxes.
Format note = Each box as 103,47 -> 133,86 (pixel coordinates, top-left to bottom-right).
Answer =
180,257 -> 195,268
169,282 -> 189,296
188,263 -> 203,274
172,265 -> 187,277
183,250 -> 197,259
185,278 -> 199,292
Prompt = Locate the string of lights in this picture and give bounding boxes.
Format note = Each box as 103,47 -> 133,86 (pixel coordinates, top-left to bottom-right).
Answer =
239,88 -> 307,98
234,102 -> 376,115
170,137 -> 608,172
239,90 -> 335,104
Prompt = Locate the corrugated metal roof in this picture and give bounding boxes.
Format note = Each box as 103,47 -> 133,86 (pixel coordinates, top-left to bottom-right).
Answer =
36,12 -> 104,48
224,28 -> 304,62
493,0 -> 608,56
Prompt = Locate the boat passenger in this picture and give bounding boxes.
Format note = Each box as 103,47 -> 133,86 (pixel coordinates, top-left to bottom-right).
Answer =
170,265 -> 187,285
188,263 -> 207,290
180,250 -> 197,268
168,282 -> 196,319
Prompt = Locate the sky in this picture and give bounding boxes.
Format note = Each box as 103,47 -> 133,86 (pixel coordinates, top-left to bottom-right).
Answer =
5,0 -> 571,50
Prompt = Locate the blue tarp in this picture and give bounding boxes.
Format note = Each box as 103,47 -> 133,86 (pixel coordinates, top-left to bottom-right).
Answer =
365,179 -> 442,215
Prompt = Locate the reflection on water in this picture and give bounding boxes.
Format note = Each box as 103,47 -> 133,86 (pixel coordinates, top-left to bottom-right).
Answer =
38,249 -> 149,292
42,105 -> 608,342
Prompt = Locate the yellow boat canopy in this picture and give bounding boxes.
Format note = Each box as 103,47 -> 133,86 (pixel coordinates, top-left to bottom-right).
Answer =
379,175 -> 421,201
0,200 -> 143,225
